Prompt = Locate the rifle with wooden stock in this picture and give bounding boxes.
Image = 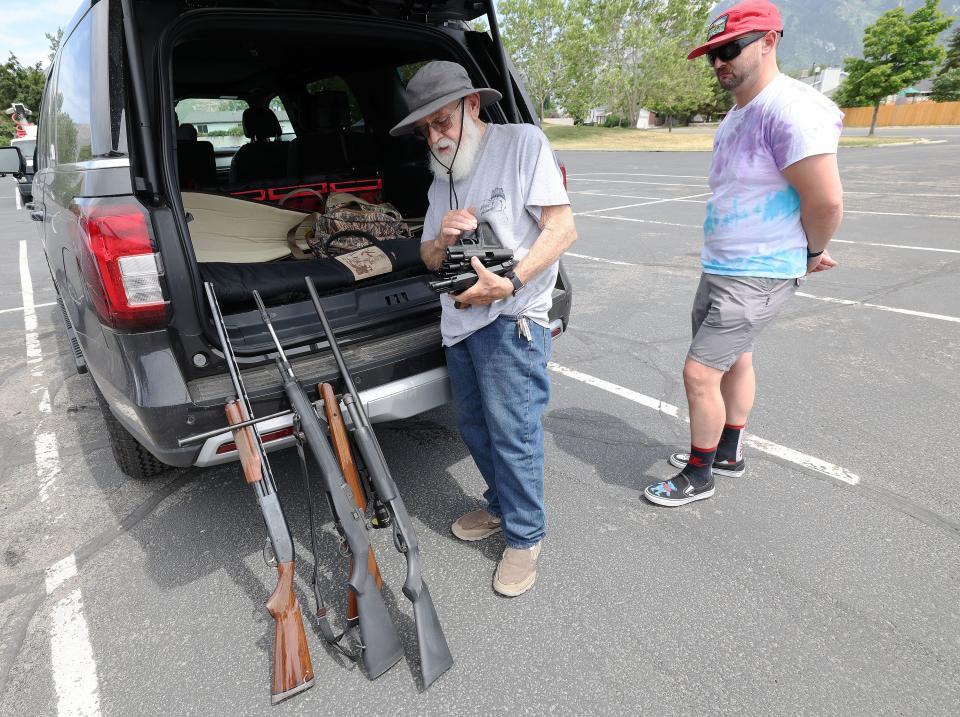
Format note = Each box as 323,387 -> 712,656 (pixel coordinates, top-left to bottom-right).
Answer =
205,282 -> 315,705
319,383 -> 384,629
304,276 -> 454,689
252,290 -> 405,681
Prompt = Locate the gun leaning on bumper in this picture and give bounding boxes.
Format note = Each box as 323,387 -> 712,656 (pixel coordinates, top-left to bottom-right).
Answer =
318,382 -> 385,631
252,291 -> 405,681
204,282 -> 315,705
305,276 -> 454,689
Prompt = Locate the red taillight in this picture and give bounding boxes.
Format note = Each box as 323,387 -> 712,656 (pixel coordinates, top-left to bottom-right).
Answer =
559,161 -> 567,189
73,199 -> 169,330
216,427 -> 294,455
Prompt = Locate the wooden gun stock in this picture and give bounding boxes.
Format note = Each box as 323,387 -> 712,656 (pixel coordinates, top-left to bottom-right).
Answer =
225,400 -> 262,484
265,562 -> 315,704
225,400 -> 313,703
319,383 -> 384,622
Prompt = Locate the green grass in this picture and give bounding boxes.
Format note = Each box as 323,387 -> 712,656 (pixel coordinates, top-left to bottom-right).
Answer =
542,124 -> 922,151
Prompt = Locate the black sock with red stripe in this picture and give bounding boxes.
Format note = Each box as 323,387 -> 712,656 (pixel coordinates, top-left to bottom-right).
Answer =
716,423 -> 745,464
681,444 -> 717,485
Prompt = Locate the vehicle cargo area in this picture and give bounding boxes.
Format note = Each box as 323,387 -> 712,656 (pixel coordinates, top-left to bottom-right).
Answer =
164,11 -> 494,315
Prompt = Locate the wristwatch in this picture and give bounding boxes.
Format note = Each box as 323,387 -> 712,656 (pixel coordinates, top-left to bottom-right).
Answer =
505,270 -> 525,296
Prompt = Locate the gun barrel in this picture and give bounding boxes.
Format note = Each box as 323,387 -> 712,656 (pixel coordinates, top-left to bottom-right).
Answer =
254,300 -> 403,680
204,281 -> 312,703
304,277 -> 453,688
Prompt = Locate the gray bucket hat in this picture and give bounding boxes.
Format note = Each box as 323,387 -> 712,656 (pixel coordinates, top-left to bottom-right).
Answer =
389,61 -> 502,137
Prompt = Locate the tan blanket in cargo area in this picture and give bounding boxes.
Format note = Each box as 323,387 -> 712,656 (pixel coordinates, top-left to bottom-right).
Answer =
182,191 -> 306,263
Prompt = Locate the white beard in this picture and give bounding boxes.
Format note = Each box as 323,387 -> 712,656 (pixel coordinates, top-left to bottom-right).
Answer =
428,113 -> 482,183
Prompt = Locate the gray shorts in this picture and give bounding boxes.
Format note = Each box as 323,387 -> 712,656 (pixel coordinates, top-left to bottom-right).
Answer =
688,274 -> 799,371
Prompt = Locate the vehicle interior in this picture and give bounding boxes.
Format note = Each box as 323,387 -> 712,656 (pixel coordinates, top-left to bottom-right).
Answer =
167,19 -> 508,308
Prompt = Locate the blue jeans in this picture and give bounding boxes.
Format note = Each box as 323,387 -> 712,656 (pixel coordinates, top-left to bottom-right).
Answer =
445,315 -> 552,549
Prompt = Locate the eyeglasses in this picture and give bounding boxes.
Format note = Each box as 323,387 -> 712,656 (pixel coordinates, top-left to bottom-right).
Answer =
413,99 -> 463,140
706,31 -> 770,65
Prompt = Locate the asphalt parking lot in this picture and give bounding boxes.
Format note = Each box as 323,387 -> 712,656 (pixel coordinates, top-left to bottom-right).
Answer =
2,130 -> 959,716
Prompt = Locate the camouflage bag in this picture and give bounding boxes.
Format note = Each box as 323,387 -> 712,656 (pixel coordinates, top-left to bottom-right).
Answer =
308,192 -> 411,258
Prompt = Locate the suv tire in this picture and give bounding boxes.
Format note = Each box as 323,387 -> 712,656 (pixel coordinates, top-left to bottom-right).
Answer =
93,382 -> 170,480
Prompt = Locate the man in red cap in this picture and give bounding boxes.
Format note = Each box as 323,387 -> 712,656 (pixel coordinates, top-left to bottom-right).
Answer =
644,0 -> 845,507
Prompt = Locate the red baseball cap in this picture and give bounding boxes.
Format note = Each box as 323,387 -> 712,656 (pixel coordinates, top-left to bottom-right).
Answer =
687,0 -> 783,60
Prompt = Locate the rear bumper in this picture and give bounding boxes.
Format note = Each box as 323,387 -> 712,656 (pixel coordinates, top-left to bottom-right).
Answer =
192,365 -> 452,467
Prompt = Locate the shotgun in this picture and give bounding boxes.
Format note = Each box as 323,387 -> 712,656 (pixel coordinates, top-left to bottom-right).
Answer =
252,291 -> 404,681
205,282 -> 314,705
319,383 -> 384,629
304,276 -> 454,689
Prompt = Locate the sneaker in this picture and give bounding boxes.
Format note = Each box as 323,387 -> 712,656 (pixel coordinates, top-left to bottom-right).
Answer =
451,509 -> 502,542
493,543 -> 541,597
668,452 -> 745,478
644,473 -> 715,507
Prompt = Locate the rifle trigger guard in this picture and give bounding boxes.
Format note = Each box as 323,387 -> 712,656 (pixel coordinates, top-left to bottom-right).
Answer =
263,537 -> 278,567
393,529 -> 408,554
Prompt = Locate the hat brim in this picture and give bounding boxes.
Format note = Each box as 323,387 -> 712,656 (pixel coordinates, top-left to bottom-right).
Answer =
389,87 -> 503,136
687,29 -> 771,60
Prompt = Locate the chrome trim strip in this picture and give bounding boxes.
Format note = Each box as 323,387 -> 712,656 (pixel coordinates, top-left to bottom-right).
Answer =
194,366 -> 452,467
59,157 -> 131,170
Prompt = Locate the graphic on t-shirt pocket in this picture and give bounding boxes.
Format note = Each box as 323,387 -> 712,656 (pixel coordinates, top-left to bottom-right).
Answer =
479,187 -> 508,218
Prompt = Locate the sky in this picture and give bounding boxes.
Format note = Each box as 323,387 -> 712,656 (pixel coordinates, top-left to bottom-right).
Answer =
0,0 -> 79,69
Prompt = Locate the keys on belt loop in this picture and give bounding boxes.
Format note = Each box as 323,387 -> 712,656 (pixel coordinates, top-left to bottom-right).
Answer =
517,316 -> 532,343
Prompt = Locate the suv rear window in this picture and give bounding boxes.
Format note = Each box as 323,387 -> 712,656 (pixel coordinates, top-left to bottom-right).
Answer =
175,98 -> 251,150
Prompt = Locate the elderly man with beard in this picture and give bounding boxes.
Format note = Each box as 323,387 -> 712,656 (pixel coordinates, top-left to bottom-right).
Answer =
643,0 -> 844,507
390,61 -> 576,596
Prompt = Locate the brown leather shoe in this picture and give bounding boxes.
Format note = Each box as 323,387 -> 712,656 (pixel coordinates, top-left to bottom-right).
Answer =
493,542 -> 542,597
451,508 -> 502,542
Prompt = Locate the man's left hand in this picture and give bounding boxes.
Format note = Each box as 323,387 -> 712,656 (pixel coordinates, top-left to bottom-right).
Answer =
806,248 -> 838,274
451,257 -> 514,309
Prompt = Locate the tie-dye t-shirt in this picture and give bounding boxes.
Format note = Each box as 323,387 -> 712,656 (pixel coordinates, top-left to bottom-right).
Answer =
703,73 -> 843,278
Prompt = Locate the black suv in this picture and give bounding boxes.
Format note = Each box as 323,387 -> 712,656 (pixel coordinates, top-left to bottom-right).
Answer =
1,0 -> 572,479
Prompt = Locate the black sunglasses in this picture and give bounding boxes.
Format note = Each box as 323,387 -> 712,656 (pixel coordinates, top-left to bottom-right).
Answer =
706,31 -> 771,65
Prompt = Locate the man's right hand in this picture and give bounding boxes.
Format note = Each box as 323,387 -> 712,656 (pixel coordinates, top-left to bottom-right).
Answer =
437,207 -> 478,249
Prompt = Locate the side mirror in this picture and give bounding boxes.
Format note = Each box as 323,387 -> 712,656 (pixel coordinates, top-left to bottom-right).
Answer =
0,146 -> 26,178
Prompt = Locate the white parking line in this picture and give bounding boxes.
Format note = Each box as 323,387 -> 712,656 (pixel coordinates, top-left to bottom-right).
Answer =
575,213 -> 702,229
46,554 -> 79,594
845,208 -> 960,220
15,188 -> 23,210
567,178 -> 709,188
567,172 -> 709,179
566,252 -> 638,266
795,292 -> 960,323
0,301 -> 57,315
574,192 -> 714,216
570,190 -> 709,204
563,251 -> 960,323
548,362 -> 860,486
21,239 -> 102,716
844,191 -> 960,198
831,238 -> 960,255
50,590 -> 102,717
573,213 -> 960,255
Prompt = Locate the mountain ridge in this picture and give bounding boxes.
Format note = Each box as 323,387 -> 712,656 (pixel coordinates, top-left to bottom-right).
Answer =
709,0 -> 960,71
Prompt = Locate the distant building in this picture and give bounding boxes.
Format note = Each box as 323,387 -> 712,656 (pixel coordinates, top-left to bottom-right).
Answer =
800,67 -> 847,97
896,79 -> 934,104
635,109 -> 657,129
585,107 -> 609,125
176,108 -> 292,135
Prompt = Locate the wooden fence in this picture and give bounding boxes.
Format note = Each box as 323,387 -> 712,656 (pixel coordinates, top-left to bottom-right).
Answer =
841,101 -> 960,127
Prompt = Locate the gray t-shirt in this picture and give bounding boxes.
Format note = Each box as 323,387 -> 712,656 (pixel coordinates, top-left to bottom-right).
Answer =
421,123 -> 570,347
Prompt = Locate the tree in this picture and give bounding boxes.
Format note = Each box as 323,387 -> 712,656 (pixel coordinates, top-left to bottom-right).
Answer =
833,0 -> 953,135
499,0 -> 567,120
931,67 -> 960,101
46,28 -> 64,65
644,39 -> 715,130
0,53 -> 46,146
941,25 -> 960,75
